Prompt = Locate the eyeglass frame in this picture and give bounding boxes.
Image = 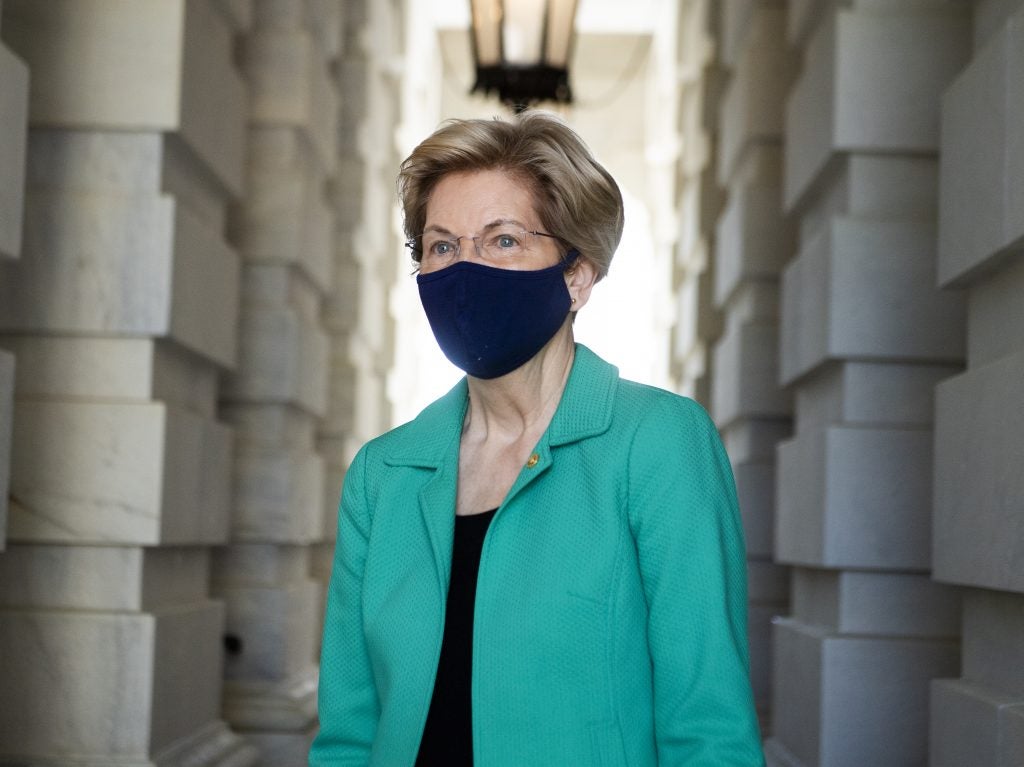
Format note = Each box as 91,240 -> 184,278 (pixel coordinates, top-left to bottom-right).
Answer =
404,228 -> 570,265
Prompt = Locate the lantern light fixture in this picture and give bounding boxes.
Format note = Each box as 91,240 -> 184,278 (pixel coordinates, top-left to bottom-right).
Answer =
468,0 -> 580,112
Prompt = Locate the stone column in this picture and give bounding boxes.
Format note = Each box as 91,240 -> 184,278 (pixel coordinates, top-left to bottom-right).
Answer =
672,0 -> 724,406
930,4 -> 1024,765
711,0 -> 795,732
765,4 -> 971,766
214,1 -> 339,762
0,0 -> 27,550
0,1 -> 255,764
347,0 -> 400,447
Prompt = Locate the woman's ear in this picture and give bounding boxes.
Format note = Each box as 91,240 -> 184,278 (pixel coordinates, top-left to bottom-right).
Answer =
566,257 -> 599,313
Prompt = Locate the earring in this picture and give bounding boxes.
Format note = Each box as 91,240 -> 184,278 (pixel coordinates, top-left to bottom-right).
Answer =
571,297 -> 577,304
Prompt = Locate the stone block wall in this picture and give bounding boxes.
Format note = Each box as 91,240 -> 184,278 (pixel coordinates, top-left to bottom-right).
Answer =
0,0 -> 398,764
0,1 -> 256,763
710,1 -> 795,730
213,0 -> 339,759
930,4 -> 1024,766
672,0 -> 724,406
0,1 -> 27,550
765,3 -> 970,765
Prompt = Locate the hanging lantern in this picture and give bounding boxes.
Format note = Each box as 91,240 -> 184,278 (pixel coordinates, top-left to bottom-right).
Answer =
468,0 -> 579,111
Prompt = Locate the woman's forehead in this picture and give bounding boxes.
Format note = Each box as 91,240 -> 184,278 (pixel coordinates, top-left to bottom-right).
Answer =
426,169 -> 540,228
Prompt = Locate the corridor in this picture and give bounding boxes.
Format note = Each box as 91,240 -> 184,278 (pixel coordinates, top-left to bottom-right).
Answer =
0,1 -> 1021,765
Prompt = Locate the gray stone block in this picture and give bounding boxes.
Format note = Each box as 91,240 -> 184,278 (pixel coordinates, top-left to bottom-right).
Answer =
721,418 -> 792,463
0,601 -> 228,759
0,42 -> 28,261
792,568 -> 960,637
712,320 -> 791,426
938,5 -> 1024,287
221,403 -> 317,449
793,361 -> 960,433
178,0 -> 246,196
967,251 -> 1024,367
749,601 -> 780,706
0,337 -> 221,418
231,445 -> 324,543
797,154 -> 939,248
234,164 -> 334,293
772,617 -> 959,767
25,129 -> 162,193
776,425 -> 933,569
238,727 -> 317,767
0,350 -> 12,550
714,182 -> 795,306
3,0 -> 183,128
933,351 -> 1024,592
733,460 -> 776,558
211,544 -> 310,590
9,401 -> 233,545
780,217 -> 965,385
716,8 -> 793,183
962,589 -> 1024,695
219,579 -> 319,684
0,544 -> 210,611
3,2 -> 247,195
931,678 -> 1024,767
0,193 -> 240,369
747,558 -> 790,603
242,28 -> 338,171
224,303 -> 329,417
784,7 -> 971,210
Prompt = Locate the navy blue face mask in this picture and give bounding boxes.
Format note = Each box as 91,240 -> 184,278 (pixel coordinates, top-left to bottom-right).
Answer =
416,258 -> 575,379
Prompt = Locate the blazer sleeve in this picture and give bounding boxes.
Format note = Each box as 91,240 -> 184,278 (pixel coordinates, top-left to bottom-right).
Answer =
309,445 -> 379,766
627,395 -> 765,766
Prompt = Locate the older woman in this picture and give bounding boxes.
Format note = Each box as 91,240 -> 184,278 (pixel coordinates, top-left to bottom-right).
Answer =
310,111 -> 764,766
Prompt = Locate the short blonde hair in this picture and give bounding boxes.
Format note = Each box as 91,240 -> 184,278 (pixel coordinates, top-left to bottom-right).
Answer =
397,110 -> 624,279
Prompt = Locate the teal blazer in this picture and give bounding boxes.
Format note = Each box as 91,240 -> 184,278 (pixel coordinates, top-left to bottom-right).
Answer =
311,345 -> 764,766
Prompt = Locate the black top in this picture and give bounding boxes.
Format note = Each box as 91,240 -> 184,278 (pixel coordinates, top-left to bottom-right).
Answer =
415,508 -> 498,766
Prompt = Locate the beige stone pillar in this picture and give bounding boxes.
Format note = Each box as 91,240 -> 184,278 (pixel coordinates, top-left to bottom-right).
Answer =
929,4 -> 1024,765
214,1 -> 341,762
0,0 -> 27,550
766,3 -> 970,765
711,0 -> 796,732
0,1 -> 255,764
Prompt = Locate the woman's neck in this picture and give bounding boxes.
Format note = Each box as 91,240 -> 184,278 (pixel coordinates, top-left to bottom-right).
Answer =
462,326 -> 576,444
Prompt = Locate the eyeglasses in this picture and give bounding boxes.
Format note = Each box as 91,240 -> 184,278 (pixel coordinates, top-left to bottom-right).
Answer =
405,228 -> 563,271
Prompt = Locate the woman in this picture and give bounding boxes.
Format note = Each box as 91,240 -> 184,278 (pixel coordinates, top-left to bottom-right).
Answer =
310,111 -> 764,766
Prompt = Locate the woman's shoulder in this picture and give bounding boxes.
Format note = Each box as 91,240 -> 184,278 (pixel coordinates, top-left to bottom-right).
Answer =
613,377 -> 715,433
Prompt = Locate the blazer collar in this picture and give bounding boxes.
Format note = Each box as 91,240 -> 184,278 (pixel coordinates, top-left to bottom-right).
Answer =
383,343 -> 618,468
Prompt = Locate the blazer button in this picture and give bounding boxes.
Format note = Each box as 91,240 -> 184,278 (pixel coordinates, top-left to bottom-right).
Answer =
526,453 -> 539,468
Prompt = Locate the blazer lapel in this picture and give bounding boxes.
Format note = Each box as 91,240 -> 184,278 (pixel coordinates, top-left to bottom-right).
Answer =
385,378 -> 469,596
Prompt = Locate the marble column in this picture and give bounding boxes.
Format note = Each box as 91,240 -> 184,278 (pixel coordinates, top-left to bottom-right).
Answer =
929,4 -> 1024,765
765,4 -> 970,765
0,0 -> 27,550
710,1 -> 795,732
215,1 -> 339,762
0,1 -> 255,764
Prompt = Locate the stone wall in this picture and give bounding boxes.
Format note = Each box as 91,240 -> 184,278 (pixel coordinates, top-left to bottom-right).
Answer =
212,0 -> 338,761
0,0 -> 398,764
711,0 -> 795,731
0,0 -> 27,551
766,3 -> 970,764
930,3 -> 1024,765
0,0 -> 255,762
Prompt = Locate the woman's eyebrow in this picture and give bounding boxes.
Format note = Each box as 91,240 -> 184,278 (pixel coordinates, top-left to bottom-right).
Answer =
480,218 -> 526,232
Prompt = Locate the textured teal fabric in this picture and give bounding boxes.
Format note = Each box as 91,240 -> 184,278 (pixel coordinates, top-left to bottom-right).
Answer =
310,344 -> 764,766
